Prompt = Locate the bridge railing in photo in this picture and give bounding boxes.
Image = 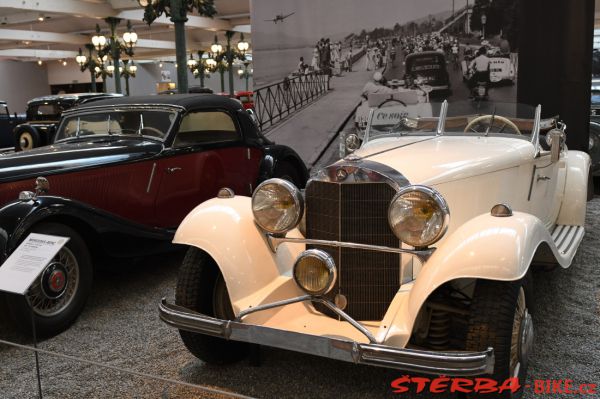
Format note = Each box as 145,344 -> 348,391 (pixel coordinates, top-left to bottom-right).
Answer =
254,72 -> 330,131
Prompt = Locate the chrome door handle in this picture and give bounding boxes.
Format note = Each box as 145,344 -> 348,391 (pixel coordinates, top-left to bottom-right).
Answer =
166,167 -> 182,174
537,175 -> 551,181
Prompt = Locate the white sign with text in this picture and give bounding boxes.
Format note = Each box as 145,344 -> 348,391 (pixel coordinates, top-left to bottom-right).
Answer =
0,233 -> 69,295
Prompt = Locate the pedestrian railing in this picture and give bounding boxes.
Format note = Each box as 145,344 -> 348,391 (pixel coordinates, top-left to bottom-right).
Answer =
254,72 -> 330,131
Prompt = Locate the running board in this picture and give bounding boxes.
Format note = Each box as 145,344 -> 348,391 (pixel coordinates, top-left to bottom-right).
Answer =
551,225 -> 585,257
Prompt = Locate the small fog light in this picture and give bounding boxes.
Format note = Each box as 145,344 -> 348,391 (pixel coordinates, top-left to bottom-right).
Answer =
293,249 -> 336,296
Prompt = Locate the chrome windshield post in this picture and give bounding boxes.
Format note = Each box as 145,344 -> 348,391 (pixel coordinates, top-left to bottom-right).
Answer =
531,104 -> 542,156
436,100 -> 448,136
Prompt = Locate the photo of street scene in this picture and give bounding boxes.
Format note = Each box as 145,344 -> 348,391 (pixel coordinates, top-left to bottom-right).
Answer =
252,0 -> 521,166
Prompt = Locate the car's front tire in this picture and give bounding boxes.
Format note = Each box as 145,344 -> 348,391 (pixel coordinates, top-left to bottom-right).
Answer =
175,247 -> 250,365
465,277 -> 533,398
6,223 -> 93,337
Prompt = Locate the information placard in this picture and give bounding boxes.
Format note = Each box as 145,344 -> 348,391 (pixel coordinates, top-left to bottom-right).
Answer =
0,233 -> 69,295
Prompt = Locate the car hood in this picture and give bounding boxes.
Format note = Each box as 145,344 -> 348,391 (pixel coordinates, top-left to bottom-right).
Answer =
0,137 -> 163,183
353,136 -> 535,185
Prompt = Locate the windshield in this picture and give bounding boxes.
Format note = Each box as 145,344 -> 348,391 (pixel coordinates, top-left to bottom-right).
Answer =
55,109 -> 178,142
365,101 -> 551,142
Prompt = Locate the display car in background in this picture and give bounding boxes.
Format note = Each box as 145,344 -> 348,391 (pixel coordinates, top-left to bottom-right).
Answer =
0,94 -> 308,337
13,93 -> 122,151
0,101 -> 26,149
589,92 -> 600,176
161,100 -> 589,396
404,51 -> 450,96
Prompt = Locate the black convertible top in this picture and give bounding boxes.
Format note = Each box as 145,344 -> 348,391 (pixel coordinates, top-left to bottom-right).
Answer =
74,94 -> 244,112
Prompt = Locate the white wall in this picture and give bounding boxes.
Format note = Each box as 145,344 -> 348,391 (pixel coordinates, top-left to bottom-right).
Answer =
103,62 -> 253,95
0,60 -> 50,113
46,61 -> 104,85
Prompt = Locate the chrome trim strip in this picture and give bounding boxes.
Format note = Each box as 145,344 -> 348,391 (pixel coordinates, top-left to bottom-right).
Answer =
159,299 -> 495,376
146,162 -> 157,193
235,295 -> 376,343
531,104 -> 542,156
436,100 -> 448,135
267,235 -> 434,263
236,295 -> 312,320
310,159 -> 410,191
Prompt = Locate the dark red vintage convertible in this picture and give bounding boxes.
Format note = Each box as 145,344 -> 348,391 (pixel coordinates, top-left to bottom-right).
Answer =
0,94 -> 308,336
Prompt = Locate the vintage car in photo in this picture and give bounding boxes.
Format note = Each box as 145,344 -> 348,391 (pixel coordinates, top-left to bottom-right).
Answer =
0,94 -> 308,337
404,51 -> 450,95
160,100 -> 589,395
13,92 -> 122,151
0,101 -> 26,149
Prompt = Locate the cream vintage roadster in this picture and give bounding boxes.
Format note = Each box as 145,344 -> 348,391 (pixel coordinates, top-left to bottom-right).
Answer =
160,100 -> 590,396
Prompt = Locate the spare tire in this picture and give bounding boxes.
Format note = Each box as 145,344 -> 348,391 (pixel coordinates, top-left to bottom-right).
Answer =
15,125 -> 41,151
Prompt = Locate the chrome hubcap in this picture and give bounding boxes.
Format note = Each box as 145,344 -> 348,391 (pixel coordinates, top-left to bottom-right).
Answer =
40,263 -> 68,299
27,247 -> 79,317
510,287 -> 532,379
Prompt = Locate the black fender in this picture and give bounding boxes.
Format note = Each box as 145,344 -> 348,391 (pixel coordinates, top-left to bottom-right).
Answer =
0,196 -> 174,264
14,123 -> 56,148
257,144 -> 309,189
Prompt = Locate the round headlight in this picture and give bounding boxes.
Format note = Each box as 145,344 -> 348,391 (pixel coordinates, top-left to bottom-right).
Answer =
252,178 -> 304,234
388,185 -> 449,247
293,249 -> 336,296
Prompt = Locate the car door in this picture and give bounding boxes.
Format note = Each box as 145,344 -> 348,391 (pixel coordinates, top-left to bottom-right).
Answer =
0,105 -> 16,148
153,108 -> 262,228
528,145 -> 567,228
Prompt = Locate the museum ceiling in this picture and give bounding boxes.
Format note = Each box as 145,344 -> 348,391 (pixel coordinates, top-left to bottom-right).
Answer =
0,0 -> 250,62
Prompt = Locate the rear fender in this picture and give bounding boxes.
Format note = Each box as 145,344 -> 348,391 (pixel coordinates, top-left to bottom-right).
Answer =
173,196 -> 305,313
556,150 -> 590,225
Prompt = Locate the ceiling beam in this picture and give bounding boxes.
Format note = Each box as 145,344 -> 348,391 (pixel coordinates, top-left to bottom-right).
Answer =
0,29 -> 177,50
116,9 -> 233,31
0,49 -> 77,59
1,0 -> 115,19
0,29 -> 88,45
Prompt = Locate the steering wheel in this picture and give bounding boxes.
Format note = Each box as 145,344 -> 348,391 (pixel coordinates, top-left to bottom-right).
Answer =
140,126 -> 164,138
464,115 -> 522,135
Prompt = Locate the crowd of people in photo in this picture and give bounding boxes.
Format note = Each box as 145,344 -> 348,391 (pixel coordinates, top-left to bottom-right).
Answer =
296,38 -> 357,77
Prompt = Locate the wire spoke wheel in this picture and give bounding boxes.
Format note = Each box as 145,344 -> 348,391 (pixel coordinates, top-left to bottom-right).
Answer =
26,246 -> 80,317
510,287 -> 533,380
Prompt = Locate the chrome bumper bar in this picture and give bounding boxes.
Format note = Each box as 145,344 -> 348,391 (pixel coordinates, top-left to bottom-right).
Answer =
159,298 -> 494,376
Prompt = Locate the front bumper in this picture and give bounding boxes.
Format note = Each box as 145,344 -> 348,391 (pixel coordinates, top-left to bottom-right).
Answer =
160,298 -> 494,376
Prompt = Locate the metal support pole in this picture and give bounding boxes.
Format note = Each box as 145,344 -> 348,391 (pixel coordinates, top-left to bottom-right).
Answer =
170,0 -> 189,94
106,17 -> 122,94
85,45 -> 97,92
226,31 -> 235,96
125,75 -> 130,96
219,68 -> 225,93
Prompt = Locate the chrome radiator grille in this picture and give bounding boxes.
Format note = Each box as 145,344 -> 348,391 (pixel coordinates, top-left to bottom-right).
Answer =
305,180 -> 401,321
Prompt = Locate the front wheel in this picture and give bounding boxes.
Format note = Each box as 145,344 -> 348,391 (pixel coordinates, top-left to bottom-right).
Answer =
6,223 -> 93,337
465,277 -> 534,399
175,247 -> 250,365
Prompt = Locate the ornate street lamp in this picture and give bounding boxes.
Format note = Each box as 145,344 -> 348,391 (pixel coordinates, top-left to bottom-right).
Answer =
237,60 -> 252,92
188,50 -> 211,88
212,31 -> 249,96
138,0 -> 217,94
76,44 -> 99,92
122,59 -> 137,96
90,18 -> 137,94
237,33 -> 249,56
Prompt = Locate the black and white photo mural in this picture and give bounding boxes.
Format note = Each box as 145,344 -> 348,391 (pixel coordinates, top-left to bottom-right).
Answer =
252,0 -> 521,137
